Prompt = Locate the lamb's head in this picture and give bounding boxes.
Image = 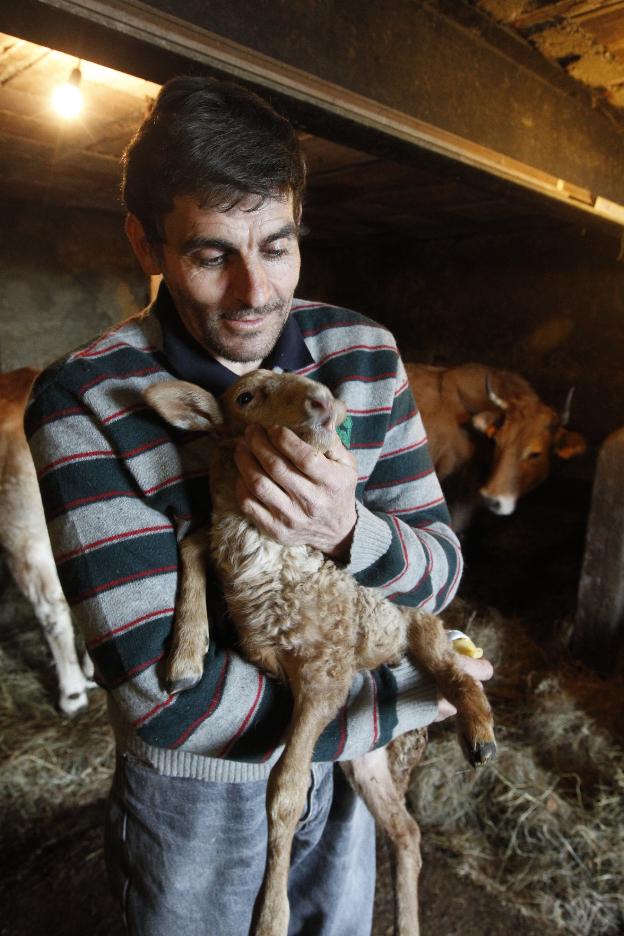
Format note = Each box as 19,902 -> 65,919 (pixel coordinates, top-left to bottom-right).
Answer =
144,369 -> 347,451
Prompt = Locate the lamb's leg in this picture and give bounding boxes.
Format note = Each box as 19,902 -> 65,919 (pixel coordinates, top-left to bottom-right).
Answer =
343,747 -> 422,936
386,729 -> 429,799
253,672 -> 351,936
7,548 -> 93,717
167,529 -> 212,692
406,610 -> 496,766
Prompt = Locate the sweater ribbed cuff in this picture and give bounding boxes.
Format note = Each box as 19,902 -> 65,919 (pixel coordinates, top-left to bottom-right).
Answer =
390,658 -> 439,735
344,501 -> 393,576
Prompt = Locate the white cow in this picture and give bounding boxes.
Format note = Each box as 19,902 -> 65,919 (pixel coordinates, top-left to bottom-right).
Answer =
0,367 -> 94,715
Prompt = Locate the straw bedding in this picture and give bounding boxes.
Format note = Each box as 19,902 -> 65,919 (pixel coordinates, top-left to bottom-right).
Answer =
0,616 -> 113,861
411,600 -> 624,936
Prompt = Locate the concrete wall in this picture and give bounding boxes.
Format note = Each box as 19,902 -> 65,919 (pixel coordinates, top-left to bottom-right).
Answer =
299,224 -> 624,449
0,197 -> 147,372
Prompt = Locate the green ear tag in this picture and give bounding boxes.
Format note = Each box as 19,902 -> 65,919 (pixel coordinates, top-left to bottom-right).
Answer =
336,414 -> 352,448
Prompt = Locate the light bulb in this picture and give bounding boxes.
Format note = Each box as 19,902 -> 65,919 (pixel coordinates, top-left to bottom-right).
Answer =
52,66 -> 83,119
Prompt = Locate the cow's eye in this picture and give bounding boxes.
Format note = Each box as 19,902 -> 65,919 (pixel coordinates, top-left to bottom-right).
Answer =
526,450 -> 542,460
236,391 -> 254,406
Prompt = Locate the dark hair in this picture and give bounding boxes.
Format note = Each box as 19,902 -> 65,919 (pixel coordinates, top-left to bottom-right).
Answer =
121,76 -> 307,244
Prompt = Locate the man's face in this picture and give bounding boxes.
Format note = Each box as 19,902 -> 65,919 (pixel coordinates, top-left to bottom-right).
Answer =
136,194 -> 301,373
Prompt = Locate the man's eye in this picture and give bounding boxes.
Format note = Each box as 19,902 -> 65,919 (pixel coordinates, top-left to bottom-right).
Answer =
236,391 -> 254,406
197,254 -> 226,268
264,247 -> 288,260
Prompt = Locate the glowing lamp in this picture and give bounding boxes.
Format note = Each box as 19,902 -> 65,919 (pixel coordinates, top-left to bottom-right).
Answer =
52,66 -> 83,118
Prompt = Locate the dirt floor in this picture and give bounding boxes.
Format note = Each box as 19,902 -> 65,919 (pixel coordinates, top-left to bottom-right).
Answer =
0,467 -> 616,936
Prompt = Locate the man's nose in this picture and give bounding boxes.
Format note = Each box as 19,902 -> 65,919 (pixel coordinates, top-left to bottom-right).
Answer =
232,258 -> 272,308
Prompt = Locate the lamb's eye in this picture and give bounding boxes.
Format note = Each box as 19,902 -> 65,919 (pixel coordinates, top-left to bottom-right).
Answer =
236,391 -> 254,406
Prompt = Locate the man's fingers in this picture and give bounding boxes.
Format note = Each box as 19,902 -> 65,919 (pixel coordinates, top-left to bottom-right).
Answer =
436,698 -> 457,722
240,428 -> 319,506
266,426 -> 356,481
265,426 -> 328,482
234,443 -> 301,518
454,654 -> 494,682
234,476 -> 294,537
234,425 -> 357,555
324,432 -> 358,469
437,655 -> 493,723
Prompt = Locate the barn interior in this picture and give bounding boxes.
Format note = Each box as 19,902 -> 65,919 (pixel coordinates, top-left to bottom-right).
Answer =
1,2 -> 623,935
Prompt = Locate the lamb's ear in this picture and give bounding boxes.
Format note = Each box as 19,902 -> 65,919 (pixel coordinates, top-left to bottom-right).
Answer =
144,380 -> 224,432
334,399 -> 348,427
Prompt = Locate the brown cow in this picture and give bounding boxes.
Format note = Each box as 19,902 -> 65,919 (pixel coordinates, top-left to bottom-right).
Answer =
0,367 -> 94,715
405,362 -> 586,530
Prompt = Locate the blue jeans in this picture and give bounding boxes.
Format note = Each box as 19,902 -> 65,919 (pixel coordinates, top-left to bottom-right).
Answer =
105,753 -> 376,935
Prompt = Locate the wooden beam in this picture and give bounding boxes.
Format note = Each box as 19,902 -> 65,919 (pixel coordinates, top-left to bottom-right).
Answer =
2,0 -> 624,229
513,1 -> 609,29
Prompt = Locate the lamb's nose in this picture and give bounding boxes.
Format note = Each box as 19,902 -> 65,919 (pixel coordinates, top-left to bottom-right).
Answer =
305,390 -> 332,422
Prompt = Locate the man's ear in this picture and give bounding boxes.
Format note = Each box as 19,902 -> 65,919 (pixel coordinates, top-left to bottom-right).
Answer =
144,381 -> 224,432
553,428 -> 587,460
125,214 -> 163,276
472,409 -> 504,438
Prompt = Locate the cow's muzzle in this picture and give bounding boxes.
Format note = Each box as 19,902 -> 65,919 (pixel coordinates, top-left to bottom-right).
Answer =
480,491 -> 516,516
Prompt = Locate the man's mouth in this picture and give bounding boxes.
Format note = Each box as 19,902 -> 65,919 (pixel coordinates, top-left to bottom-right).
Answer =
222,316 -> 266,330
222,302 -> 283,324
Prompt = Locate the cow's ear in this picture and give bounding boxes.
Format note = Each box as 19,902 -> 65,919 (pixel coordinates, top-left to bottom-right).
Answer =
553,428 -> 587,460
472,409 -> 503,438
144,380 -> 224,432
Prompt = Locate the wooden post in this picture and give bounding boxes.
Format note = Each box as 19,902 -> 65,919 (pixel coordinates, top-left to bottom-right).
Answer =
574,429 -> 624,672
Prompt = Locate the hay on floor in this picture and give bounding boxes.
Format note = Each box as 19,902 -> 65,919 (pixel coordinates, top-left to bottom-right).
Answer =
0,619 -> 113,857
411,601 -> 624,936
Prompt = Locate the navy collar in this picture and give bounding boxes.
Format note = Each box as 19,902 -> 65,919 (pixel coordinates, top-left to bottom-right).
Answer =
153,282 -> 313,395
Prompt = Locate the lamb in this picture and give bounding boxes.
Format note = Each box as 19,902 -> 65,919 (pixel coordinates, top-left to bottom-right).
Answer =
145,369 -> 496,936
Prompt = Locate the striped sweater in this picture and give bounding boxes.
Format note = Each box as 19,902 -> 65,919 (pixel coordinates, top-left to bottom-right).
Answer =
26,296 -> 463,782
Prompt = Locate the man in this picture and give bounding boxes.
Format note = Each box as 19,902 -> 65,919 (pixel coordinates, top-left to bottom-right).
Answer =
26,77 -> 492,935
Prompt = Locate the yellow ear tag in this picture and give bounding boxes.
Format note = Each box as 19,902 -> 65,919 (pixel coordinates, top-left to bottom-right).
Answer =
452,635 -> 484,659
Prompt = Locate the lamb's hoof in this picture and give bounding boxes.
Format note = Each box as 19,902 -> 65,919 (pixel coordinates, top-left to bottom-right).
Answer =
59,690 -> 89,718
467,740 -> 497,767
167,673 -> 202,694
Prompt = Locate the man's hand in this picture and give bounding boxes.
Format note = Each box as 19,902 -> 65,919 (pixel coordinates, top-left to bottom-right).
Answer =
234,424 -> 358,560
436,653 -> 494,722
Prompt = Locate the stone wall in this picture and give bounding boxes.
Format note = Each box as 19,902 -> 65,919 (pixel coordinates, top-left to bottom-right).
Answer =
0,197 -> 147,371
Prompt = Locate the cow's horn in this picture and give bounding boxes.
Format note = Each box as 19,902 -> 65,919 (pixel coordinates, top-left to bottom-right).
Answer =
560,387 -> 575,426
485,372 -> 508,411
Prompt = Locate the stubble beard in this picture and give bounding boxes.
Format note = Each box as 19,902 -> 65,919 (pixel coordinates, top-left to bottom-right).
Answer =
174,291 -> 293,364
